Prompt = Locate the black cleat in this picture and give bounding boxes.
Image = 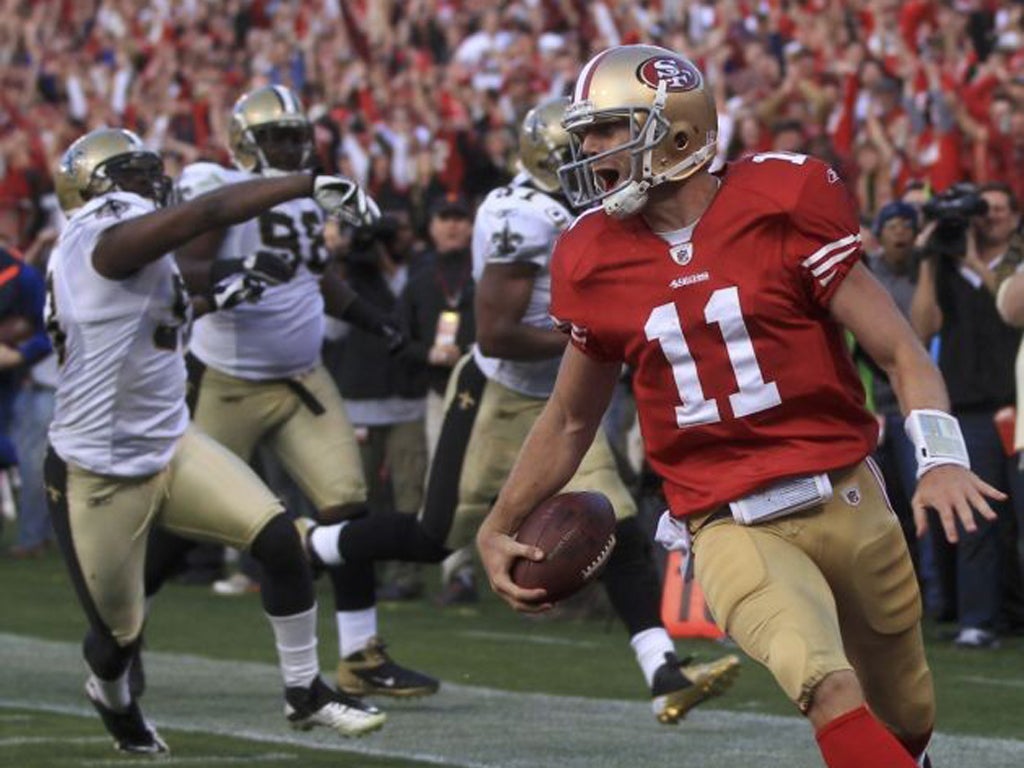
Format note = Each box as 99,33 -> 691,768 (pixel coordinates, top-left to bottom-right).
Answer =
337,637 -> 440,698
85,677 -> 168,755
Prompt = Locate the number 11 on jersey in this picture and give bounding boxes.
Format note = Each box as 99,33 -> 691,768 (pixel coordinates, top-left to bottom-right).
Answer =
644,287 -> 781,428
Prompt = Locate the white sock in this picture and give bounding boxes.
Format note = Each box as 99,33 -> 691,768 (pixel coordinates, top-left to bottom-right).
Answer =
267,605 -> 320,689
309,522 -> 347,566
87,670 -> 131,710
336,607 -> 377,659
630,627 -> 676,687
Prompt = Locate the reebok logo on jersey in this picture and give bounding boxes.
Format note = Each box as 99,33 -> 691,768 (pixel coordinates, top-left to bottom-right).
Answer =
669,271 -> 710,290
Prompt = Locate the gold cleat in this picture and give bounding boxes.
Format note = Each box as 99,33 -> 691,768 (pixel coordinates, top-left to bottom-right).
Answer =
337,637 -> 440,698
652,653 -> 741,724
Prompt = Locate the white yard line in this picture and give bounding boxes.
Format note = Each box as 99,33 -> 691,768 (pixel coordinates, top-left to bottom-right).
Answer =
81,753 -> 297,766
0,736 -> 109,746
1,633 -> 1022,768
956,675 -> 1024,690
458,629 -> 600,648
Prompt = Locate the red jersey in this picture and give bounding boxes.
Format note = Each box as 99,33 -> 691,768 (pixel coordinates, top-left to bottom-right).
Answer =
550,153 -> 878,518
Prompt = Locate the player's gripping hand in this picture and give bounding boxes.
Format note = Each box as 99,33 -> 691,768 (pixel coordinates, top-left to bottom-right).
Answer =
313,175 -> 381,227
241,251 -> 297,285
476,516 -> 550,614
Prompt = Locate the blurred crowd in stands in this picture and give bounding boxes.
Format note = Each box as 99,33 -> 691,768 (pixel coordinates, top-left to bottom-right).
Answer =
0,0 -> 1022,255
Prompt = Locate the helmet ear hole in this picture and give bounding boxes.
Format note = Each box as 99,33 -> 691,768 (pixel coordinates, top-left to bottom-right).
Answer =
674,132 -> 690,150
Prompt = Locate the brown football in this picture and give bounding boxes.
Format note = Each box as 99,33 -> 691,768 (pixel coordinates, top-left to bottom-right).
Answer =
510,491 -> 617,603
0,316 -> 33,346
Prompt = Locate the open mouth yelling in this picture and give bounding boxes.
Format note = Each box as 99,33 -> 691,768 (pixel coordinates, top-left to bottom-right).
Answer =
595,167 -> 620,191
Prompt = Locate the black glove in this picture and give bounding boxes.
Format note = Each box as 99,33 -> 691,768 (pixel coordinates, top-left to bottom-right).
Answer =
210,251 -> 297,288
211,272 -> 266,310
380,319 -> 408,356
341,297 -> 406,355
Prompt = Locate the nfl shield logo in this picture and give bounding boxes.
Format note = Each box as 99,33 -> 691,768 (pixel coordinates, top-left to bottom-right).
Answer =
670,243 -> 693,265
842,486 -> 861,506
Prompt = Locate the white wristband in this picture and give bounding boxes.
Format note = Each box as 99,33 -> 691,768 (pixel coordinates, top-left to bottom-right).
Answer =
904,409 -> 970,480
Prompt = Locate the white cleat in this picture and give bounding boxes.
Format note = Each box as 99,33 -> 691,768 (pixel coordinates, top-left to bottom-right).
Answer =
284,677 -> 386,737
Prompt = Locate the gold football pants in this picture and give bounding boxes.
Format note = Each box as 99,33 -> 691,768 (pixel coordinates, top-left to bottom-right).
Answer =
688,460 -> 934,740
46,427 -> 282,647
191,363 -> 367,512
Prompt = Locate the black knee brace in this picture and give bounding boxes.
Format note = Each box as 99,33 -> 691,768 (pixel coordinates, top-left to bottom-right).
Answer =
250,513 -> 315,615
600,516 -> 663,636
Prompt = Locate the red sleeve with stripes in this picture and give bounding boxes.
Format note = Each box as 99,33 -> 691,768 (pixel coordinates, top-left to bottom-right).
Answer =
786,162 -> 863,308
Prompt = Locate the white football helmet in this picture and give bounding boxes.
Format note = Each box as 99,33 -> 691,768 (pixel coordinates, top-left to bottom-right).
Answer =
558,45 -> 718,218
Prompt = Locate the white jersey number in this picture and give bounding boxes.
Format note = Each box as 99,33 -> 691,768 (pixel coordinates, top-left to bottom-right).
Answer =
644,287 -> 781,428
258,210 -> 327,273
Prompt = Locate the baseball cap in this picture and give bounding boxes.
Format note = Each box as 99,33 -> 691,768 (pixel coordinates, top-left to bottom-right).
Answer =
430,192 -> 472,219
874,200 -> 919,235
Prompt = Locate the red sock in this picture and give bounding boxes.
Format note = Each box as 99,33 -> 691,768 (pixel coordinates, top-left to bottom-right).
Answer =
815,706 -> 918,768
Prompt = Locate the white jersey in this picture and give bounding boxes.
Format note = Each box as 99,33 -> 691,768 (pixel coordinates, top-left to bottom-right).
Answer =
47,191 -> 191,477
178,163 -> 326,380
471,173 -> 572,397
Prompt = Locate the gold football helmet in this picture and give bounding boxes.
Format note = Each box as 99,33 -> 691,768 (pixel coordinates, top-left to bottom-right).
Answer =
558,45 -> 718,217
518,96 -> 572,194
228,85 -> 313,174
55,128 -> 169,213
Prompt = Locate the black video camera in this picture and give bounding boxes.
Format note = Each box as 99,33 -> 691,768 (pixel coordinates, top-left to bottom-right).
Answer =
345,214 -> 406,269
922,183 -> 989,259
350,215 -> 402,252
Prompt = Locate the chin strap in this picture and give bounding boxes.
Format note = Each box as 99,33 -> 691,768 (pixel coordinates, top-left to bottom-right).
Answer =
603,179 -> 650,218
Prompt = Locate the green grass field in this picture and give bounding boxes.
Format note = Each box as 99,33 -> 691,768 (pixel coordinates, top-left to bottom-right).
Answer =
2,529 -> 1023,767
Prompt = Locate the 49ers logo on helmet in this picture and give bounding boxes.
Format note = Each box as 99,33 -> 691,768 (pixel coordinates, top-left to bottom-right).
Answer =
636,56 -> 701,92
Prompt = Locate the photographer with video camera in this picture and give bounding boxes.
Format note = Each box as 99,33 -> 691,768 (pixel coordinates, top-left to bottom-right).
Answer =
910,182 -> 1024,648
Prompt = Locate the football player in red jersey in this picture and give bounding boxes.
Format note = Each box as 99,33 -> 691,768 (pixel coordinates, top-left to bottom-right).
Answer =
477,45 -> 1003,768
